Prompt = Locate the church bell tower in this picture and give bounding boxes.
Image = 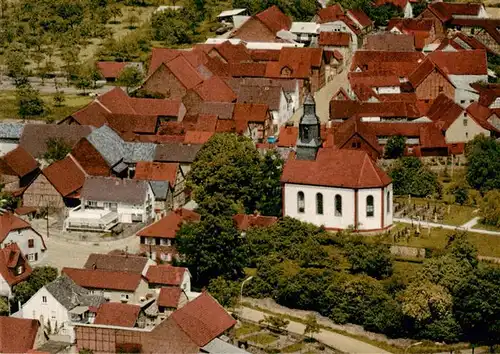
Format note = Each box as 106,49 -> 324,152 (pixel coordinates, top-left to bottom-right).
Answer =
296,94 -> 322,160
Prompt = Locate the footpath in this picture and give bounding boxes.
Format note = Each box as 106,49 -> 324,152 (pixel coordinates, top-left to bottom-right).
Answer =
393,217 -> 500,236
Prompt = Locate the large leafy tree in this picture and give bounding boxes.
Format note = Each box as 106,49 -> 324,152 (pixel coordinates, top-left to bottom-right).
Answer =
151,9 -> 193,45
384,135 -> 406,159
479,189 -> 500,227
117,66 -> 143,93
232,0 -> 319,20
389,157 -> 441,197
345,239 -> 393,279
466,135 -> 500,192
13,266 -> 58,305
187,133 -> 283,216
16,83 -> 46,120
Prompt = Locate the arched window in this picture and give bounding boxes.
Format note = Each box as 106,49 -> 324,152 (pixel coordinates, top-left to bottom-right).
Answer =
316,193 -> 323,215
366,195 -> 374,217
297,191 -> 305,213
335,195 -> 342,216
387,191 -> 391,214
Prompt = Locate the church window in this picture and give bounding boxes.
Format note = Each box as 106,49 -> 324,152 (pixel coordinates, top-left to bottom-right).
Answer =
302,126 -> 309,140
316,193 -> 323,215
297,192 -> 305,213
335,195 -> 342,216
366,195 -> 374,217
387,191 -> 391,214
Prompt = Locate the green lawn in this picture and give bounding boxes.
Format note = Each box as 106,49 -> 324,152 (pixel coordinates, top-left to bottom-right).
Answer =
0,91 -> 92,122
246,333 -> 279,346
281,342 -> 305,353
393,260 -> 423,281
472,222 -> 500,232
235,323 -> 260,338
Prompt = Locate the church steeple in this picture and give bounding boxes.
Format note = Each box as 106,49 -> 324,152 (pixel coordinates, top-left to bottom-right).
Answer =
296,94 -> 321,160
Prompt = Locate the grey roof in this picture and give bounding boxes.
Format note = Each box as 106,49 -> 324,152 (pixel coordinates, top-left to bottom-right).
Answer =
45,275 -> 106,310
202,338 -> 250,354
124,142 -> 156,163
86,125 -> 127,167
227,77 -> 297,94
200,102 -> 235,120
154,143 -> 202,163
84,253 -> 149,274
0,123 -> 24,139
149,181 -> 170,200
81,176 -> 150,204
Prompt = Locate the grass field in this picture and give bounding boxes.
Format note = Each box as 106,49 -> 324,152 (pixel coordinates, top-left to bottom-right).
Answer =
0,91 -> 92,122
473,223 -> 500,232
235,323 -> 261,338
245,333 -> 279,345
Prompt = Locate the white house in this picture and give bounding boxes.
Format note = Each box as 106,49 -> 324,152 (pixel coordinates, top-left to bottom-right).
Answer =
146,265 -> 191,292
290,22 -> 319,44
0,243 -> 32,298
280,96 -> 393,232
319,20 -> 360,50
0,212 -> 46,263
64,176 -> 155,232
18,276 -> 106,343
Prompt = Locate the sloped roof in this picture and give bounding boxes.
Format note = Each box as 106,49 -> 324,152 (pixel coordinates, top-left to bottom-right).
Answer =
427,50 -> 487,75
349,71 -> 401,87
319,32 -> 350,46
466,102 -> 500,132
45,275 -> 106,310
329,100 -> 422,120
81,176 -> 150,204
428,2 -> 483,22
62,267 -> 142,291
97,88 -> 135,114
0,213 -> 31,243
281,148 -> 391,188
136,209 -> 200,239
166,56 -> 204,90
233,214 -> 278,230
0,317 -> 39,353
134,161 -> 178,185
149,48 -> 188,75
171,292 -> 236,347
277,126 -> 299,147
346,9 -> 373,28
70,101 -> 110,127
333,118 -> 382,153
154,143 -> 202,163
96,62 -> 128,79
426,94 -> 464,130
388,18 -> 434,32
194,114 -> 218,132
449,19 -> 500,49
184,131 -> 214,145
84,125 -> 126,167
200,102 -> 235,120
42,156 -> 85,197
158,287 -> 182,308
237,85 -> 282,111
193,76 -> 237,102
363,33 -> 415,51
0,243 -> 32,287
317,4 -> 344,23
255,5 -> 292,33
94,303 -> 140,327
84,253 -> 150,275
350,51 -> 425,76
146,265 -> 186,286
233,103 -> 269,133
0,146 -> 38,178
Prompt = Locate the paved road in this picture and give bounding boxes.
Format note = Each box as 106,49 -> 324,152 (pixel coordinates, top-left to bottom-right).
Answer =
0,76 -> 114,95
394,217 -> 500,236
240,306 -> 390,354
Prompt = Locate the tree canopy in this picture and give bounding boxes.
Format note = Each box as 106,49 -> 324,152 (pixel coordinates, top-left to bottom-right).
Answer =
13,266 -> 58,305
466,135 -> 500,192
389,157 -> 441,197
384,135 -> 406,159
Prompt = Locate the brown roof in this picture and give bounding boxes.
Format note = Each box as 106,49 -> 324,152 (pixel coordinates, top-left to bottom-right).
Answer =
148,48 -> 188,75
97,62 -> 128,79
70,139 -> 110,177
146,265 -> 186,286
154,143 -> 202,163
428,2 -> 483,22
255,5 -> 292,33
0,243 -> 32,287
265,47 -> 323,79
84,253 -> 150,275
249,49 -> 281,62
212,42 -> 253,63
363,33 -> 415,51
466,102 -> 499,132
388,18 -> 434,32
0,146 -> 38,178
166,57 -> 204,90
319,32 -> 350,46
281,148 -> 391,188
333,119 -> 382,153
349,71 -> 401,88
317,4 -> 344,23
233,103 -> 269,134
70,101 -> 109,127
350,51 -> 425,76
233,214 -> 278,231
134,162 -> 178,186
193,76 -> 237,102
194,114 -> 218,132
277,126 -> 298,147
42,155 -> 85,197
449,19 -> 500,49
62,267 -> 142,291
94,303 -> 140,327
0,317 -> 39,353
81,177 -> 150,205
184,131 -> 214,145
137,209 -> 200,239
158,287 -> 182,308
427,50 -> 487,75
237,84 -> 282,111
329,100 -> 422,120
229,62 -> 267,77
171,292 -> 236,347
347,9 -> 373,28
0,213 -> 31,243
200,102 -> 235,120
427,94 -> 464,130
367,122 -> 447,148
21,124 -> 93,158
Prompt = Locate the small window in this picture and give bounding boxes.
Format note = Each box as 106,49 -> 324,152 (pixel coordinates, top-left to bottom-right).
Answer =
316,193 -> 324,215
335,195 -> 342,216
366,195 -> 374,217
466,132 -> 469,138
463,119 -> 468,126
297,191 -> 305,213
351,141 -> 361,148
387,191 -> 391,214
460,100 -> 465,104
16,265 -> 23,275
42,296 -> 47,303
438,86 -> 444,93
28,239 -> 34,248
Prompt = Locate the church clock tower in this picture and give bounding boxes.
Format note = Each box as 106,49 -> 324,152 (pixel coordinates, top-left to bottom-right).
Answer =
296,94 -> 322,160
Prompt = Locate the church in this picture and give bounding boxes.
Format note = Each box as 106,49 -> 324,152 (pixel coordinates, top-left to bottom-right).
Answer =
280,96 -> 393,232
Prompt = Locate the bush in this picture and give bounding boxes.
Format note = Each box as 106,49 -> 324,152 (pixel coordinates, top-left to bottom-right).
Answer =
389,157 -> 441,197
479,190 -> 500,227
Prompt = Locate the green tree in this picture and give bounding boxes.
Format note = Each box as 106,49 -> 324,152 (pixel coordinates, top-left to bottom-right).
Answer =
207,276 -> 240,308
479,190 -> 500,227
117,66 -> 143,93
151,9 -> 193,45
384,135 -> 406,159
16,83 -> 46,120
43,138 -> 72,163
304,314 -> 321,339
389,157 -> 441,197
466,135 -> 500,192
401,280 -> 453,323
53,90 -> 66,107
4,47 -> 27,79
260,315 -> 289,331
412,0 -> 428,17
13,266 -> 58,305
176,215 -> 248,286
0,297 -> 8,315
345,240 -> 393,279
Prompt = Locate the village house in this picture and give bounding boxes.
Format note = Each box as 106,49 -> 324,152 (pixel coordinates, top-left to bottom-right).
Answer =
388,18 -> 436,50
157,287 -> 189,317
83,253 -> 156,277
0,317 -> 47,353
329,100 -> 423,122
153,143 -> 202,175
62,266 -> 151,305
93,302 -> 147,328
318,32 -> 353,64
281,96 -> 393,232
0,123 -> 24,155
64,176 -> 154,232
146,265 -> 191,292
233,103 -> 273,142
290,22 -> 319,45
448,18 -> 500,55
0,212 -> 46,263
230,6 -> 292,42
18,275 -> 106,343
96,61 -> 144,82
0,146 -> 39,194
363,33 -> 416,52
0,243 -> 32,298
74,292 -> 237,354
23,155 -> 86,210
137,208 -> 200,262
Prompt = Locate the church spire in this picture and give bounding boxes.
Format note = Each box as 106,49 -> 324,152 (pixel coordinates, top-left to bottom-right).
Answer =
296,94 -> 321,160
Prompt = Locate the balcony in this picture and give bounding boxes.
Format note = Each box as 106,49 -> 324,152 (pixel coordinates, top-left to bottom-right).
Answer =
64,205 -> 119,232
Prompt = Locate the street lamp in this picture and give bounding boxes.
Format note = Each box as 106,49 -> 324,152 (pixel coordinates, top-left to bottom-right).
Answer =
404,342 -> 422,354
239,276 -> 253,316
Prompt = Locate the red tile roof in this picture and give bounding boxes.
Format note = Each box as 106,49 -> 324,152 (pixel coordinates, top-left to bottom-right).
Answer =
277,126 -> 298,147
452,32 -> 491,52
171,292 -> 236,347
449,19 -> 500,49
350,51 -> 425,76
281,148 -> 391,188
134,161 -> 178,186
97,87 -> 135,114
216,119 -> 236,133
367,122 -> 447,148
428,2 -> 483,22
0,213 -> 31,243
0,243 -> 32,287
0,317 -> 39,353
255,5 -> 292,33
388,18 -> 434,32
349,71 -> 401,88
333,119 -> 382,153
233,214 -> 278,230
42,155 -> 85,197
96,62 -> 128,79
249,49 -> 281,62
62,267 -> 142,291
363,33 -> 415,51
213,42 -> 253,63
193,76 -> 237,102
146,265 -> 186,286
0,147 -> 38,178
71,101 -> 110,127
466,102 -> 499,132
129,98 -> 182,117
319,32 -> 350,46
166,56 -> 204,90
427,94 -> 464,130
317,4 -> 344,23
148,48 -> 184,75
195,114 -> 218,132
137,209 -> 200,239
333,87 -> 351,101
427,50 -> 487,75
158,287 -> 182,308
94,302 -> 140,327
229,62 -> 267,77
330,100 -> 422,120
184,131 -> 214,145
265,48 -> 323,79
347,9 -> 373,28
233,103 -> 269,134
408,57 -> 450,88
